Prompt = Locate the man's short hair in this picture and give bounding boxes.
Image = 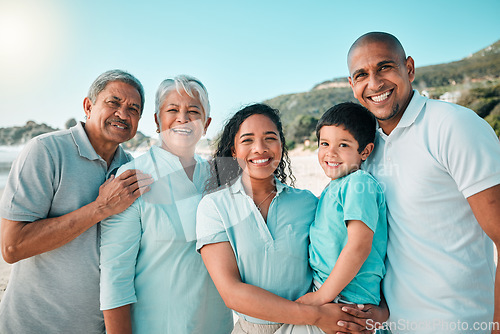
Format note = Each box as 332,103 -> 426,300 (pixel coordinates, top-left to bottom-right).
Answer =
87,69 -> 145,114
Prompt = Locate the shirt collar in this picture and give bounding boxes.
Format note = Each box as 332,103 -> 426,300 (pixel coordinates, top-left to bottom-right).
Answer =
229,175 -> 287,196
395,89 -> 427,129
377,89 -> 427,137
70,122 -> 100,161
151,144 -> 203,166
108,146 -> 131,176
70,122 -> 131,174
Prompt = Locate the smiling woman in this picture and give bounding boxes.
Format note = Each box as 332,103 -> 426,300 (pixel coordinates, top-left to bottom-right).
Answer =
0,1 -> 67,83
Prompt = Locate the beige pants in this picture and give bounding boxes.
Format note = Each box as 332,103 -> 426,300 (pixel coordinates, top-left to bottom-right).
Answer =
232,318 -> 283,334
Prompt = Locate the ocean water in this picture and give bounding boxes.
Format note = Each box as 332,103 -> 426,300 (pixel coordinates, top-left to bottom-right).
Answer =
0,146 -> 23,190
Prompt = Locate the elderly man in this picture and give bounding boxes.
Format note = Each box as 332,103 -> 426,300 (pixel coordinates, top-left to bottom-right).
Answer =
348,32 -> 500,333
0,69 -> 153,333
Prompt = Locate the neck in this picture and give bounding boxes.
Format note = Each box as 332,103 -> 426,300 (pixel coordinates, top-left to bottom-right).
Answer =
379,117 -> 402,135
84,125 -> 118,167
161,143 -> 196,163
161,145 -> 196,181
379,89 -> 415,135
241,173 -> 276,196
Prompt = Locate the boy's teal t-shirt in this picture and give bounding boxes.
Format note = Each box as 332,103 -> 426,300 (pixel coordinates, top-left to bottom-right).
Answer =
309,169 -> 388,305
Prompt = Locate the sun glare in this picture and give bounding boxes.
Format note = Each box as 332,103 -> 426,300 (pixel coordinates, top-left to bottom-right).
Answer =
0,1 -> 67,84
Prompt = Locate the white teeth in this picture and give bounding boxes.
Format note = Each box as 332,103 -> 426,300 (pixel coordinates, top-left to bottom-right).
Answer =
326,162 -> 340,167
113,124 -> 126,129
371,91 -> 391,102
252,159 -> 269,164
172,128 -> 191,134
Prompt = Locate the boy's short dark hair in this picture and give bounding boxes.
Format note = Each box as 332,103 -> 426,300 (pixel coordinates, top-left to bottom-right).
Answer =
316,102 -> 376,153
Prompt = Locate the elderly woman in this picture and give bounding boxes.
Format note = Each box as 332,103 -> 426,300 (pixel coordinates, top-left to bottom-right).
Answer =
99,75 -> 233,333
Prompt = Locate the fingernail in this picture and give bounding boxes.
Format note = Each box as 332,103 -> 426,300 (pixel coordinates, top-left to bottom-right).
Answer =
337,321 -> 345,327
341,306 -> 348,311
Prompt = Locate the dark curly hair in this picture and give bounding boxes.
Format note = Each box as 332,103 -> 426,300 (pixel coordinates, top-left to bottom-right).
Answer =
205,103 -> 295,192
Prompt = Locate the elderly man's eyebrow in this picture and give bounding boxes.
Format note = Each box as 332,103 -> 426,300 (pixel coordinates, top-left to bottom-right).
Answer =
111,96 -> 141,109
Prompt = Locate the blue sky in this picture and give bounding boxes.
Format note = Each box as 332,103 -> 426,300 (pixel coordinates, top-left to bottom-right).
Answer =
0,0 -> 499,138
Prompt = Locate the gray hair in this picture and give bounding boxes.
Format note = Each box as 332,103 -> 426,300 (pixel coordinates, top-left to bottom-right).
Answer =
155,75 -> 210,120
87,69 -> 145,113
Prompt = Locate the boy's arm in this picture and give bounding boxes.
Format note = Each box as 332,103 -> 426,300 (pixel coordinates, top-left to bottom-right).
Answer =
297,220 -> 374,306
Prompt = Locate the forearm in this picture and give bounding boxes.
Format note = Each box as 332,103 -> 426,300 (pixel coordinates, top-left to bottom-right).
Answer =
316,220 -> 373,304
224,280 -> 319,325
103,305 -> 132,334
466,185 -> 500,333
225,280 -> 366,333
1,201 -> 108,263
494,248 -> 500,334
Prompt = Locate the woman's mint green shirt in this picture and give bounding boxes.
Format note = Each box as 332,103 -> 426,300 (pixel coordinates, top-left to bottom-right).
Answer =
100,146 -> 233,334
196,177 -> 318,325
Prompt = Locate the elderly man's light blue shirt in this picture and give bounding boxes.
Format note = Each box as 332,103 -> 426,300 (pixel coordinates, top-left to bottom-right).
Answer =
196,177 -> 318,325
100,145 -> 233,334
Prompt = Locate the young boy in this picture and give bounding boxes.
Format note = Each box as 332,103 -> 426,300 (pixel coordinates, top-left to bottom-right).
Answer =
298,102 -> 387,307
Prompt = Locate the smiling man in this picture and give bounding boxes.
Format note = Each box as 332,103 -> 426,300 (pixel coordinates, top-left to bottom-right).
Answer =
0,70 -> 153,333
348,32 -> 500,333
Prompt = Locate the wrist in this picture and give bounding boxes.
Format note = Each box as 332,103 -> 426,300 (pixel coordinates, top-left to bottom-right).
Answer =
88,200 -> 109,222
300,304 -> 323,326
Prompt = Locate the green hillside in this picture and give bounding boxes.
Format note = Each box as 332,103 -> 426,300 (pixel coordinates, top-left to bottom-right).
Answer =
264,39 -> 500,147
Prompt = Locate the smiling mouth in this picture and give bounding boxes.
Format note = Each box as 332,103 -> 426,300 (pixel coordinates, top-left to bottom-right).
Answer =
109,120 -> 130,130
326,162 -> 341,167
171,128 -> 192,135
250,158 -> 272,165
369,90 -> 392,103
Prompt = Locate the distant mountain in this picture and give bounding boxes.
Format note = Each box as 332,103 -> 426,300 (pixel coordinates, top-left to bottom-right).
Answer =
264,39 -> 500,145
0,120 -> 152,150
0,121 -> 58,146
413,40 -> 500,89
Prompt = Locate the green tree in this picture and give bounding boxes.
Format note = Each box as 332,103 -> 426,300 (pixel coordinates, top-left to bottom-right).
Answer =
65,118 -> 77,129
287,114 -> 319,144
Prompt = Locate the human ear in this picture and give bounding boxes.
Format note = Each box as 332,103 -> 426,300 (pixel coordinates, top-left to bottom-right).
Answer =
348,76 -> 359,100
406,56 -> 415,83
83,97 -> 92,119
203,117 -> 212,135
154,113 -> 161,133
361,142 -> 375,161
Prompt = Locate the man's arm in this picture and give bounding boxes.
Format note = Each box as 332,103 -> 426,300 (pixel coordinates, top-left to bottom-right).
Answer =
467,184 -> 500,334
1,169 -> 152,263
103,305 -> 132,334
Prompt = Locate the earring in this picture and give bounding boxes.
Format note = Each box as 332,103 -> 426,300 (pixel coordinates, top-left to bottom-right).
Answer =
156,129 -> 160,133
